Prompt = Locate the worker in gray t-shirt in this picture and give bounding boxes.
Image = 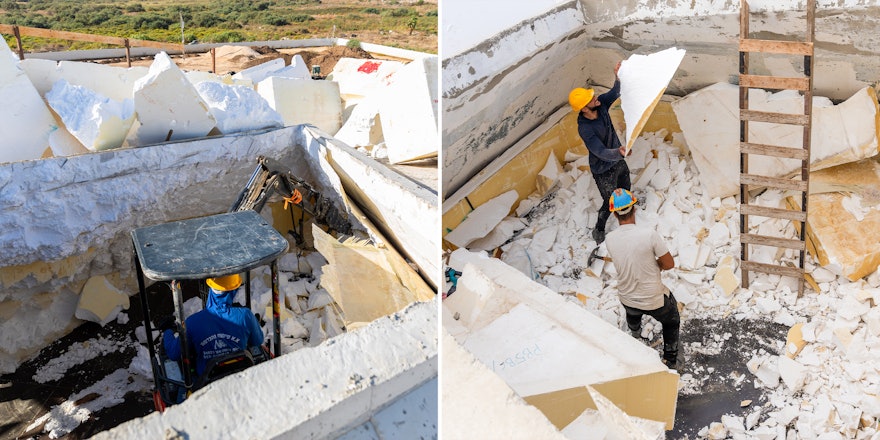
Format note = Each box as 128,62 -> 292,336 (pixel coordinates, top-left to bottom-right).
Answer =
604,188 -> 681,369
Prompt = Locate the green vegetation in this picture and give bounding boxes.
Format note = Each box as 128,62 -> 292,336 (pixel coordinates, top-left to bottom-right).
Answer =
345,38 -> 360,49
0,0 -> 437,53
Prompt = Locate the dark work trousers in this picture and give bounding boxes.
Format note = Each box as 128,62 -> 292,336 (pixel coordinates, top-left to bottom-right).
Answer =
592,159 -> 631,232
623,292 -> 680,363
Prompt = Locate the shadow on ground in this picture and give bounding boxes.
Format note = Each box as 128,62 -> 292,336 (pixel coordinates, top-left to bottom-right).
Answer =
668,317 -> 788,439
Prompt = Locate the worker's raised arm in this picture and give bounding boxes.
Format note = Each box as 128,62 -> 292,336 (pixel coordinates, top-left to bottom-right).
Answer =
657,251 -> 674,271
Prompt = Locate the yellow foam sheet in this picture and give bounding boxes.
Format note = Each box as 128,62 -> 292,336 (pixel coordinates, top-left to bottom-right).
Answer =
618,47 -> 686,154
799,158 -> 880,281
311,224 -> 433,327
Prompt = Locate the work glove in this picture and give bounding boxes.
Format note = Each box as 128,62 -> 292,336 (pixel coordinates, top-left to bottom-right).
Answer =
157,316 -> 177,332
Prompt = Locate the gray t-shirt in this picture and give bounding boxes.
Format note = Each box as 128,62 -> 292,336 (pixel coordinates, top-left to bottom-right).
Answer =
604,223 -> 670,310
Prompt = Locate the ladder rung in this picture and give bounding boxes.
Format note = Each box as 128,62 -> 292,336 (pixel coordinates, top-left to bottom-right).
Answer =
741,109 -> 809,125
740,204 -> 807,222
741,260 -> 805,279
741,142 -> 810,160
741,233 -> 806,250
740,74 -> 811,91
741,174 -> 809,192
739,39 -> 813,55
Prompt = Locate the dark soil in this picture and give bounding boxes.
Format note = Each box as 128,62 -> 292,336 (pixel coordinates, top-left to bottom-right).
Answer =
668,317 -> 788,439
0,281 -> 201,440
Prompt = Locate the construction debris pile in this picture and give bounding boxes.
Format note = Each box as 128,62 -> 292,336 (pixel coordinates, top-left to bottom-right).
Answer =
444,79 -> 880,436
0,39 -> 438,165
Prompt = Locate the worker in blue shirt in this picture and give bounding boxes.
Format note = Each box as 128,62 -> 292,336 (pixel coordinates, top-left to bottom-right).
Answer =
163,274 -> 264,378
569,60 -> 631,244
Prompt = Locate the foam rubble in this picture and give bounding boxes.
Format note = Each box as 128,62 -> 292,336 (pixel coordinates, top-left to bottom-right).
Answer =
449,128 -> 880,437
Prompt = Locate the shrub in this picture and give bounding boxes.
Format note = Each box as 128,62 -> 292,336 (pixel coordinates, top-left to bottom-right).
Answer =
382,7 -> 413,17
363,7 -> 380,14
206,30 -> 246,42
125,3 -> 145,13
263,14 -> 289,26
426,10 -> 437,17
290,14 -> 313,23
346,38 -> 361,49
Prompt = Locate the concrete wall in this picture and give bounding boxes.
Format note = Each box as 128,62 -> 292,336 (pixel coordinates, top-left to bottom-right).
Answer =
442,0 -> 880,197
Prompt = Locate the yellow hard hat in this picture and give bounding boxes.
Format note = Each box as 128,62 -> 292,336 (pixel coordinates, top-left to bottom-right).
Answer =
206,274 -> 242,291
568,87 -> 594,112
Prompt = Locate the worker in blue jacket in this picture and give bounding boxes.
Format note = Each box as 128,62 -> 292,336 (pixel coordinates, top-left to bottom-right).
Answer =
163,274 -> 264,378
568,60 -> 631,244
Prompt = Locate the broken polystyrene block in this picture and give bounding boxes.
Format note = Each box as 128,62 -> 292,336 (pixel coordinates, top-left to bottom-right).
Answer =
281,316 -> 308,339
270,55 -> 312,81
232,57 -> 286,84
257,76 -> 343,134
467,216 -> 528,252
535,152 -> 562,196
672,83 -> 880,198
777,356 -> 807,393
46,79 -> 135,151
75,275 -> 130,326
380,56 -> 439,164
327,57 -> 405,101
445,190 -> 519,248
619,47 -> 686,154
308,313 -> 327,347
334,93 -> 383,147
57,61 -> 148,102
785,323 -> 807,359
833,327 -> 854,351
185,70 -> 223,85
0,38 -> 63,163
307,289 -> 335,311
195,81 -> 283,134
129,52 -> 217,146
714,255 -> 739,297
19,58 -> 60,95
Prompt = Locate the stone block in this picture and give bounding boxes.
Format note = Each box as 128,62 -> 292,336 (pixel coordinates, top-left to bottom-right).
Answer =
195,81 -> 283,134
75,275 -> 130,326
378,57 -> 439,164
46,79 -> 135,151
129,52 -> 217,146
257,76 -> 343,134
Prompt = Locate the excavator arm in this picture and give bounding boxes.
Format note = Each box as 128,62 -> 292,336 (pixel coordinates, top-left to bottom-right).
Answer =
231,156 -> 352,243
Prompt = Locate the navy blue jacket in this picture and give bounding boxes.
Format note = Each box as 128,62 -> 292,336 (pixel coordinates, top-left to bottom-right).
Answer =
576,79 -> 624,175
164,288 -> 264,377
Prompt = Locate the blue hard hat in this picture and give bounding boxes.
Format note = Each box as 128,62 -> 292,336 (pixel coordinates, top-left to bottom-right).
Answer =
609,188 -> 636,213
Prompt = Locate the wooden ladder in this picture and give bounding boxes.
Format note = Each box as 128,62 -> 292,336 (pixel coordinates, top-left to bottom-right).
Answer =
738,0 -> 815,296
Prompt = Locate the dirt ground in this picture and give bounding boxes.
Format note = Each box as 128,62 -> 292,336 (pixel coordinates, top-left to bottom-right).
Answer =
0,281 -> 199,440
109,42 -> 405,76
